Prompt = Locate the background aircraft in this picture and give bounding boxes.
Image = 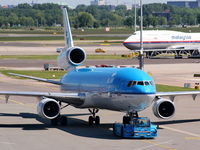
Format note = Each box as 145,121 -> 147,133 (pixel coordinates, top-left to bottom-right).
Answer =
123,30 -> 200,58
0,8 -> 200,126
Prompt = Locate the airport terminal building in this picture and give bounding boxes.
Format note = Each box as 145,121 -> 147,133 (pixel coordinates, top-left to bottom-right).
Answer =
167,0 -> 200,8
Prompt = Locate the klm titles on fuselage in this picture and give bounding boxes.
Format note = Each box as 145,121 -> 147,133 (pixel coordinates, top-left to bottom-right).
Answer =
171,35 -> 192,40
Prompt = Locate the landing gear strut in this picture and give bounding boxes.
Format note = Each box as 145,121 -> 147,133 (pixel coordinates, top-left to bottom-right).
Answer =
123,112 -> 138,124
88,108 -> 100,125
50,102 -> 69,126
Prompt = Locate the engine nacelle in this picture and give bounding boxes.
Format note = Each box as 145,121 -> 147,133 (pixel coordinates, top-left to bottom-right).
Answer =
57,47 -> 86,69
37,98 -> 60,119
152,98 -> 175,119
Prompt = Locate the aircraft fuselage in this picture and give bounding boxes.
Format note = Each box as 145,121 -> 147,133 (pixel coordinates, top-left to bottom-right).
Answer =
60,67 -> 156,112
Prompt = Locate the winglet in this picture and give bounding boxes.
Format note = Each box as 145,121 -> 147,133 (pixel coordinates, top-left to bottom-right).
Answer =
63,8 -> 74,48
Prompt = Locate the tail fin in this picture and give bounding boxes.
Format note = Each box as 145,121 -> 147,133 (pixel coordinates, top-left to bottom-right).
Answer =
63,8 -> 74,48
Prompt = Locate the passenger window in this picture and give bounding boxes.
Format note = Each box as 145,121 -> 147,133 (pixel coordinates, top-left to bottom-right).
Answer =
145,81 -> 150,85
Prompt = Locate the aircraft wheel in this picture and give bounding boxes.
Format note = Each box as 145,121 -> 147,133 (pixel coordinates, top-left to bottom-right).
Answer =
89,116 -> 94,125
60,116 -> 68,126
95,116 -> 100,125
123,116 -> 130,124
51,118 -> 58,126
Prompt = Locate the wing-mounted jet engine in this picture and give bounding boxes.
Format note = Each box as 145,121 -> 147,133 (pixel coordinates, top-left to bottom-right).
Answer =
152,97 -> 175,119
37,98 -> 60,119
57,7 -> 86,70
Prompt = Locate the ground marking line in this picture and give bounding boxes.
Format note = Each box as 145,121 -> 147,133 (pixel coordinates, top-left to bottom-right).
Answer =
0,141 -> 15,145
134,140 -> 176,150
185,137 -> 200,140
162,126 -> 200,137
0,97 -> 35,108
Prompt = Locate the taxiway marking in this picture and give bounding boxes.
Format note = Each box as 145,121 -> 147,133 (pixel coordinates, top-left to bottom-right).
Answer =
162,125 -> 200,137
135,140 -> 176,150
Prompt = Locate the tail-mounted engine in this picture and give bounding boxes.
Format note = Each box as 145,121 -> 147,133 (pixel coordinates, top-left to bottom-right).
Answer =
57,47 -> 86,69
37,98 -> 60,119
152,98 -> 175,119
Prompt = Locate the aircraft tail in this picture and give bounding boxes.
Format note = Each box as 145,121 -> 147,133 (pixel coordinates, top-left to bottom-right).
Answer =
57,8 -> 86,70
63,8 -> 74,48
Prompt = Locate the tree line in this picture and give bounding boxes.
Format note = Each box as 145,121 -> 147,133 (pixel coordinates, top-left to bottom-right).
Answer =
0,3 -> 200,28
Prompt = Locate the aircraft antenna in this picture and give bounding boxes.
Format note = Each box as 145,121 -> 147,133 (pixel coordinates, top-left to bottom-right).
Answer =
138,0 -> 144,70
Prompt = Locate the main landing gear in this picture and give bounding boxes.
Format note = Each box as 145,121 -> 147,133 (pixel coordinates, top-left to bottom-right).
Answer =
123,112 -> 138,124
51,115 -> 68,126
88,108 -> 100,125
51,102 -> 69,126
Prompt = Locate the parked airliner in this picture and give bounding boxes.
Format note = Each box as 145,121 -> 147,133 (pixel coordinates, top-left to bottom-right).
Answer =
0,8 -> 200,126
124,30 -> 200,58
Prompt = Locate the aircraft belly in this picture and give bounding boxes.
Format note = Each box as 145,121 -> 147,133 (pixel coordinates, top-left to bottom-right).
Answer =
78,93 -> 155,112
125,43 -> 171,50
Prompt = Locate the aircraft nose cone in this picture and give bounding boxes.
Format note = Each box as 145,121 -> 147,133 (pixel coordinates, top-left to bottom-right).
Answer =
137,86 -> 156,94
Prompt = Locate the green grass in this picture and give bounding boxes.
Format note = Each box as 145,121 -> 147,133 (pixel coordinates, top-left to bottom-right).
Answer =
1,27 -> 200,36
0,55 -> 126,60
0,70 -> 65,79
156,84 -> 199,92
0,36 -> 124,41
0,69 -> 199,92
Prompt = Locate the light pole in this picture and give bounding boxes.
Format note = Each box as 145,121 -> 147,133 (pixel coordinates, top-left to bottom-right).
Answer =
134,0 -> 137,33
139,0 -> 144,70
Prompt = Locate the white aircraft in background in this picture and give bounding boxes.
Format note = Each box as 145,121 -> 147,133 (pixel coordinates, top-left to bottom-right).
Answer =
123,30 -> 200,58
0,8 -> 200,127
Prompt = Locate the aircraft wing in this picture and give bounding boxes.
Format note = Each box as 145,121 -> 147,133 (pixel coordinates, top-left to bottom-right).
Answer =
8,73 -> 61,85
156,91 -> 200,101
0,91 -> 85,105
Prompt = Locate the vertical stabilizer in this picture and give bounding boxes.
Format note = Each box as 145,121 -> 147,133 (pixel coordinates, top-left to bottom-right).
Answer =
63,8 -> 74,48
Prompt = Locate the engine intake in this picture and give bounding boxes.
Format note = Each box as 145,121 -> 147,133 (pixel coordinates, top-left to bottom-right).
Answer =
37,98 -> 60,119
57,47 -> 86,69
153,98 -> 175,119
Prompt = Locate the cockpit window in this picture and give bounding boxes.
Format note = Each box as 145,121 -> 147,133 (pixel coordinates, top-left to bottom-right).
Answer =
128,81 -> 137,87
145,81 -> 150,85
137,81 -> 144,85
127,80 -> 154,87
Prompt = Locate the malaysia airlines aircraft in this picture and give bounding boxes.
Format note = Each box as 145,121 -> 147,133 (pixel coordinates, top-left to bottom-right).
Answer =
123,30 -> 200,58
0,8 -> 200,126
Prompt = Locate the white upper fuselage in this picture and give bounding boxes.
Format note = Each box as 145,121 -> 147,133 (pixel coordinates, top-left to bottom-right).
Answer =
123,30 -> 200,50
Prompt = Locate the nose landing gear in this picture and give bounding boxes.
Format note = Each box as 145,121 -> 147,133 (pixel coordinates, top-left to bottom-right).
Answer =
123,112 -> 138,124
88,108 -> 100,125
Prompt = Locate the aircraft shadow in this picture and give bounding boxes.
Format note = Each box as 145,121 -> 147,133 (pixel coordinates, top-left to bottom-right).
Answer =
0,113 -> 119,140
1,113 -> 200,139
153,119 -> 200,126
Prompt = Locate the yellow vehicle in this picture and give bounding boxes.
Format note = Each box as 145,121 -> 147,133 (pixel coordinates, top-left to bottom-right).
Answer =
95,48 -> 106,53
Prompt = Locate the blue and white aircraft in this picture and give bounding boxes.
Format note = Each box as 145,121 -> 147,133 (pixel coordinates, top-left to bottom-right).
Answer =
1,8 -> 200,126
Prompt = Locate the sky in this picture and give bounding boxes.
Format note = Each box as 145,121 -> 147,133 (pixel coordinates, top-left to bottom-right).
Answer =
0,0 -> 196,8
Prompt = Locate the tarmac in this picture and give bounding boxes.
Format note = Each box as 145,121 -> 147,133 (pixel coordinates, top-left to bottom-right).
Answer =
0,42 -> 200,149
0,76 -> 200,150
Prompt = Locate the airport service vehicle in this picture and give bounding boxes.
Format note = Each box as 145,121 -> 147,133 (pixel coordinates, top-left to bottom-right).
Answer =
123,30 -> 200,58
113,117 -> 157,138
0,8 -> 200,138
